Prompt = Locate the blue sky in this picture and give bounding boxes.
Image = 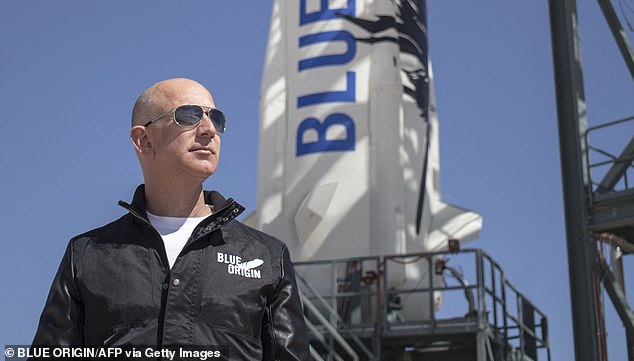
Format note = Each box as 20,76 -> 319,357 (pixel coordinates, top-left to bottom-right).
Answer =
1,1 -> 633,360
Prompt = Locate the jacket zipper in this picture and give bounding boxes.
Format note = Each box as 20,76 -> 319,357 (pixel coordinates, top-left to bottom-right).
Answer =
117,203 -> 173,348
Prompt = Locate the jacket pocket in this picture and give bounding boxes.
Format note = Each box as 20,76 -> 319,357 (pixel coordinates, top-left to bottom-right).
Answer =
199,297 -> 264,343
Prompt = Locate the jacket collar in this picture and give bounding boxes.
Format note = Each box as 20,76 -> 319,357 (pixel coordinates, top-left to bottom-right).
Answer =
120,184 -> 245,225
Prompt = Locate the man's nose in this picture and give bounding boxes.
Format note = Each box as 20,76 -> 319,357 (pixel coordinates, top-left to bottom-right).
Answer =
197,113 -> 217,137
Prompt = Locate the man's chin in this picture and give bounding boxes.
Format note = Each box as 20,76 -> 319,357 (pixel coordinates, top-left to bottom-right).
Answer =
195,165 -> 217,179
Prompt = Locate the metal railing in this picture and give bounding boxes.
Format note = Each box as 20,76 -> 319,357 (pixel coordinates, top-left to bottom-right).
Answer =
584,115 -> 634,196
295,248 -> 551,360
298,272 -> 377,361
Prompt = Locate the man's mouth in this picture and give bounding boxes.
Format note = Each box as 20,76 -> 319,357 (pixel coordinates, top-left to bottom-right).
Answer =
191,147 -> 214,155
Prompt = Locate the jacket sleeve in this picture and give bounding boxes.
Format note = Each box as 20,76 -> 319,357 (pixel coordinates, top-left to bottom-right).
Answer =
31,240 -> 84,346
262,246 -> 310,361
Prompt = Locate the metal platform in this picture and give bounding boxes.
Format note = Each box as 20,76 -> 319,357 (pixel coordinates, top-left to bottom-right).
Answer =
586,116 -> 634,246
295,248 -> 551,361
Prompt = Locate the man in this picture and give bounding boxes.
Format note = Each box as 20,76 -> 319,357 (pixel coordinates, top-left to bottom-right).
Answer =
32,78 -> 310,360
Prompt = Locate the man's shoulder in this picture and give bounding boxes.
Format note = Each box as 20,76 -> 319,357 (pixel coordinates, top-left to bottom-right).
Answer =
226,220 -> 288,252
69,213 -> 134,246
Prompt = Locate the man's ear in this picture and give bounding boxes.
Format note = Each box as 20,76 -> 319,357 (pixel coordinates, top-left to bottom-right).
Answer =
130,126 -> 152,154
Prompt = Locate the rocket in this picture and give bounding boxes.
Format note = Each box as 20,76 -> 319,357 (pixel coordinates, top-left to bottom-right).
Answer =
246,0 -> 482,318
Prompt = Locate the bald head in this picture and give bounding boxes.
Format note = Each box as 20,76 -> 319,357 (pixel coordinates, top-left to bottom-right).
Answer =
131,78 -> 215,127
129,77 -> 221,193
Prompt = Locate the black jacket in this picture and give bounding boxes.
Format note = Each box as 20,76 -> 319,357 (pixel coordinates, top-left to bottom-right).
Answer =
32,186 -> 310,360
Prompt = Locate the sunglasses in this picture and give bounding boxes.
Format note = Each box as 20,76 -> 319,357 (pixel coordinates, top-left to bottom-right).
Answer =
144,105 -> 226,133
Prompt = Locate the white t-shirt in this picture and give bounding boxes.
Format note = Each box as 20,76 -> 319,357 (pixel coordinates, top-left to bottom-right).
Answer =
146,211 -> 208,268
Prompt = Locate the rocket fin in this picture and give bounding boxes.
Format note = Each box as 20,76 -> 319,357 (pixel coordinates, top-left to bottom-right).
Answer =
294,183 -> 338,251
428,202 -> 483,251
410,59 -> 482,252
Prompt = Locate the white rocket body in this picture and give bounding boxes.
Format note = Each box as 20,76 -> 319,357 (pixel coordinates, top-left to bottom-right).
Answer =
250,0 -> 482,318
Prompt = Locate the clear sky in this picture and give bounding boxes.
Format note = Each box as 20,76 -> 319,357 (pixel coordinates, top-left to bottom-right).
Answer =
1,1 -> 633,360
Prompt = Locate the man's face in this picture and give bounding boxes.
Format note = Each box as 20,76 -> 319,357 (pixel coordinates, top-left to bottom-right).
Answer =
147,80 -> 221,182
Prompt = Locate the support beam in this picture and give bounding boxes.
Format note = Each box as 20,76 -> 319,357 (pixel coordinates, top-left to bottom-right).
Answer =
590,188 -> 634,240
596,0 -> 634,83
595,135 -> 634,195
599,261 -> 634,335
548,0 -> 602,360
598,261 -> 634,360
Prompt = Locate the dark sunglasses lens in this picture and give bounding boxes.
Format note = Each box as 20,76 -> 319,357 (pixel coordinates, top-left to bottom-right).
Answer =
208,109 -> 226,133
174,105 -> 203,126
